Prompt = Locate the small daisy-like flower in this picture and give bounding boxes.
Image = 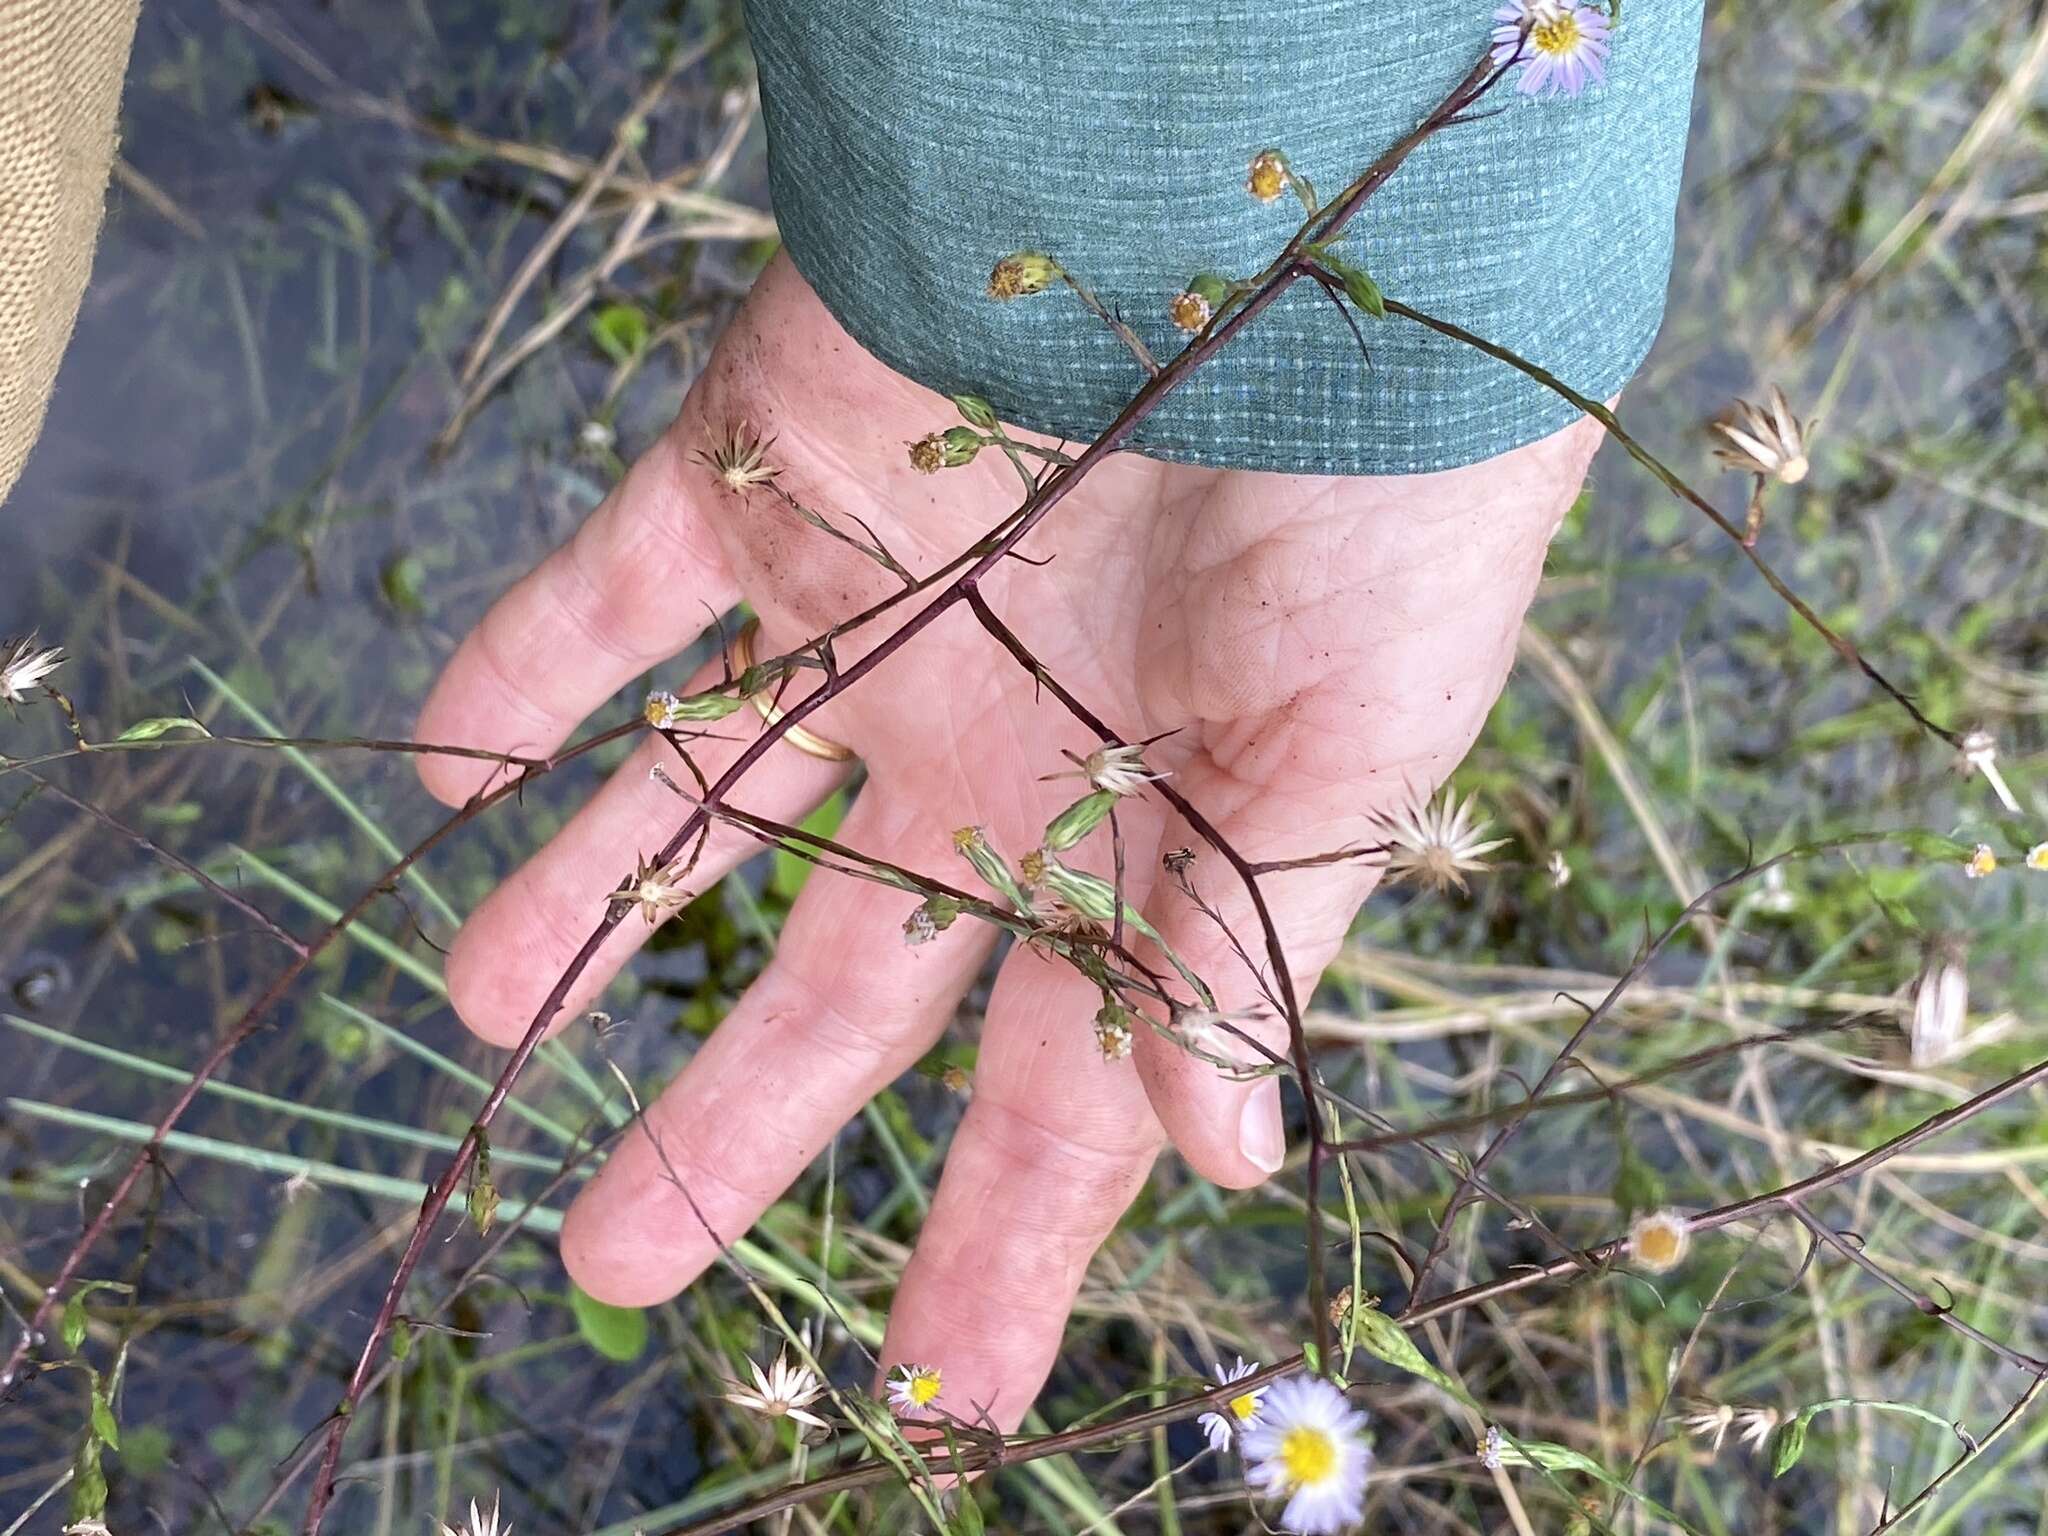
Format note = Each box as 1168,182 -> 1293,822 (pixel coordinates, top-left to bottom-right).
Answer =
1477,1424 -> 1505,1471
1734,1405 -> 1782,1454
644,690 -> 686,728
1242,1375 -> 1372,1535
1050,742 -> 1168,798
438,1494 -> 511,1536
2028,842 -> 2048,871
1627,1209 -> 1692,1272
1094,1003 -> 1135,1062
1169,290 -> 1213,333
1965,843 -> 1998,879
1909,946 -> 1969,1067
1711,386 -> 1811,486
697,423 -> 781,494
941,1064 -> 972,1096
988,251 -> 1059,299
578,418 -> 617,453
1681,1402 -> 1734,1454
1547,849 -> 1572,889
1491,0 -> 1611,99
1378,789 -> 1511,895
1,635 -> 65,705
1196,1356 -> 1267,1451
1246,149 -> 1291,203
723,1350 -> 831,1432
887,1362 -> 944,1417
612,853 -> 690,925
1957,729 -> 2022,815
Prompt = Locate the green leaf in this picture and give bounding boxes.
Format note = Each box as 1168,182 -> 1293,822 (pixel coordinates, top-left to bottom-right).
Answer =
569,1284 -> 649,1362
62,1294 -> 88,1354
1340,265 -> 1386,319
590,303 -> 651,366
773,792 -> 847,900
1771,1418 -> 1808,1476
91,1387 -> 120,1450
114,716 -> 211,742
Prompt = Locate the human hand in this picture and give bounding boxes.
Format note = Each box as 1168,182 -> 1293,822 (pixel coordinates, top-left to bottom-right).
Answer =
415,252 -> 1602,1427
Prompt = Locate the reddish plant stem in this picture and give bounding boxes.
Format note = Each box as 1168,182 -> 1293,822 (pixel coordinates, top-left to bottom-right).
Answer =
0,719 -> 639,1398
299,47 -> 1513,1528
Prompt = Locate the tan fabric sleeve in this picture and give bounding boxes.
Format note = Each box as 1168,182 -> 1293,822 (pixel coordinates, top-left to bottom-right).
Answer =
1,0 -> 143,504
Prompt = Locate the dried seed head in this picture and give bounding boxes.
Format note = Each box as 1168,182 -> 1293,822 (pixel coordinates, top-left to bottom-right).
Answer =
613,854 -> 690,925
908,426 -> 981,474
1,635 -> 65,705
1163,846 -> 1196,875
1626,1209 -> 1692,1272
987,251 -> 1059,299
1712,386 -> 1810,485
1169,290 -> 1213,333
1909,944 -> 1969,1066
1378,789 -> 1511,894
1094,1002 -> 1134,1061
1246,149 -> 1291,203
1478,1424 -> 1505,1471
698,422 -> 781,493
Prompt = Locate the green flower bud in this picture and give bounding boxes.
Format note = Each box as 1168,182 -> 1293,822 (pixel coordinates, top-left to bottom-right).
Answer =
987,250 -> 1060,299
646,688 -> 746,727
952,393 -> 999,429
1771,1418 -> 1809,1477
1187,272 -> 1230,307
1040,858 -> 1119,922
1045,790 -> 1117,851
953,826 -> 1032,911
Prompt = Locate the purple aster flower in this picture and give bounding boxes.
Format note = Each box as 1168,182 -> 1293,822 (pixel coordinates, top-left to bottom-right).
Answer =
1491,0 -> 1612,99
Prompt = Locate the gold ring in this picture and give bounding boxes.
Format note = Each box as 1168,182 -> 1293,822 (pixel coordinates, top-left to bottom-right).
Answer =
730,618 -> 857,763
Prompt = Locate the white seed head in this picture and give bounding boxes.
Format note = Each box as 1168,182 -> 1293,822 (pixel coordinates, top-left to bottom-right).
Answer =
1,635 -> 65,704
1379,789 -> 1511,894
1712,386 -> 1810,485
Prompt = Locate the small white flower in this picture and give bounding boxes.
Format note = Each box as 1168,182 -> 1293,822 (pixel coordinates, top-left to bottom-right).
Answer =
1047,742 -> 1168,798
1242,1375 -> 1372,1535
1712,386 -> 1811,485
1681,1403 -> 1734,1455
1,635 -> 65,705
1957,730 -> 2022,815
1964,843 -> 1998,880
886,1362 -> 944,1418
723,1350 -> 831,1432
1477,1424 -> 1505,1470
438,1494 -> 511,1536
1626,1209 -> 1692,1273
1546,849 -> 1572,889
1909,948 -> 1969,1067
2027,842 -> 2048,872
1378,789 -> 1511,894
697,422 -> 781,493
1755,863 -> 1798,915
578,418 -> 617,452
1734,1406 -> 1782,1454
1196,1356 -> 1266,1451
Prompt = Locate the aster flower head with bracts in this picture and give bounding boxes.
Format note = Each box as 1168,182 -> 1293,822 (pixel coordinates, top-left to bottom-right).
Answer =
1491,0 -> 1611,99
886,1362 -> 944,1417
1242,1375 -> 1372,1535
438,1494 -> 511,1536
697,421 -> 781,494
1377,788 -> 1511,894
1196,1355 -> 1267,1451
1,634 -> 65,705
1048,741 -> 1170,798
723,1349 -> 831,1432
612,853 -> 690,925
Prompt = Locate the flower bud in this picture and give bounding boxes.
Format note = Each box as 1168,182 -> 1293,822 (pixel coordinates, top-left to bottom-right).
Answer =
1040,857 -> 1120,922
1045,790 -> 1117,851
952,393 -> 999,429
953,826 -> 1032,911
646,688 -> 745,728
1771,1418 -> 1809,1477
987,250 -> 1060,299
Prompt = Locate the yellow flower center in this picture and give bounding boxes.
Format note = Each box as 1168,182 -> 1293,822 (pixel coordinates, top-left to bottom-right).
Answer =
908,1370 -> 942,1406
1279,1426 -> 1338,1488
1229,1391 -> 1261,1422
1530,13 -> 1582,56
1636,1222 -> 1682,1265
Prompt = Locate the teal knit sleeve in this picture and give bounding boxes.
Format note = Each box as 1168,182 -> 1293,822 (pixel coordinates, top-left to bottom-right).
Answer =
741,1 -> 1702,476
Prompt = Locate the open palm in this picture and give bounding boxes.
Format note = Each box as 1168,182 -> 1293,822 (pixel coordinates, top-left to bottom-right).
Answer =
415,253 -> 1602,1427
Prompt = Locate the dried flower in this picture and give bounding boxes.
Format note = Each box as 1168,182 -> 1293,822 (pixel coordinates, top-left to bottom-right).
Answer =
1196,1356 -> 1267,1451
1712,386 -> 1811,485
1246,149 -> 1291,203
1328,1285 -> 1355,1332
698,422 -> 781,493
1242,1375 -> 1372,1535
644,688 -> 743,727
1909,945 -> 1969,1067
1957,729 -> 2022,815
1965,843 -> 1998,879
1094,1002 -> 1135,1061
1163,846 -> 1196,876
1378,789 -> 1511,894
987,251 -> 1059,299
1627,1209 -> 1693,1272
438,1495 -> 511,1536
2028,843 -> 2048,872
1058,742 -> 1169,798
1491,0 -> 1611,98
1735,1405 -> 1783,1454
886,1362 -> 944,1417
1,635 -> 64,705
908,426 -> 982,474
723,1350 -> 831,1432
1169,289 -> 1213,333
612,854 -> 690,924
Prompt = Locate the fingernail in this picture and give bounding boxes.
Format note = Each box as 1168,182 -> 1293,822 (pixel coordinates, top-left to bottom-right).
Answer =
1237,1081 -> 1285,1175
